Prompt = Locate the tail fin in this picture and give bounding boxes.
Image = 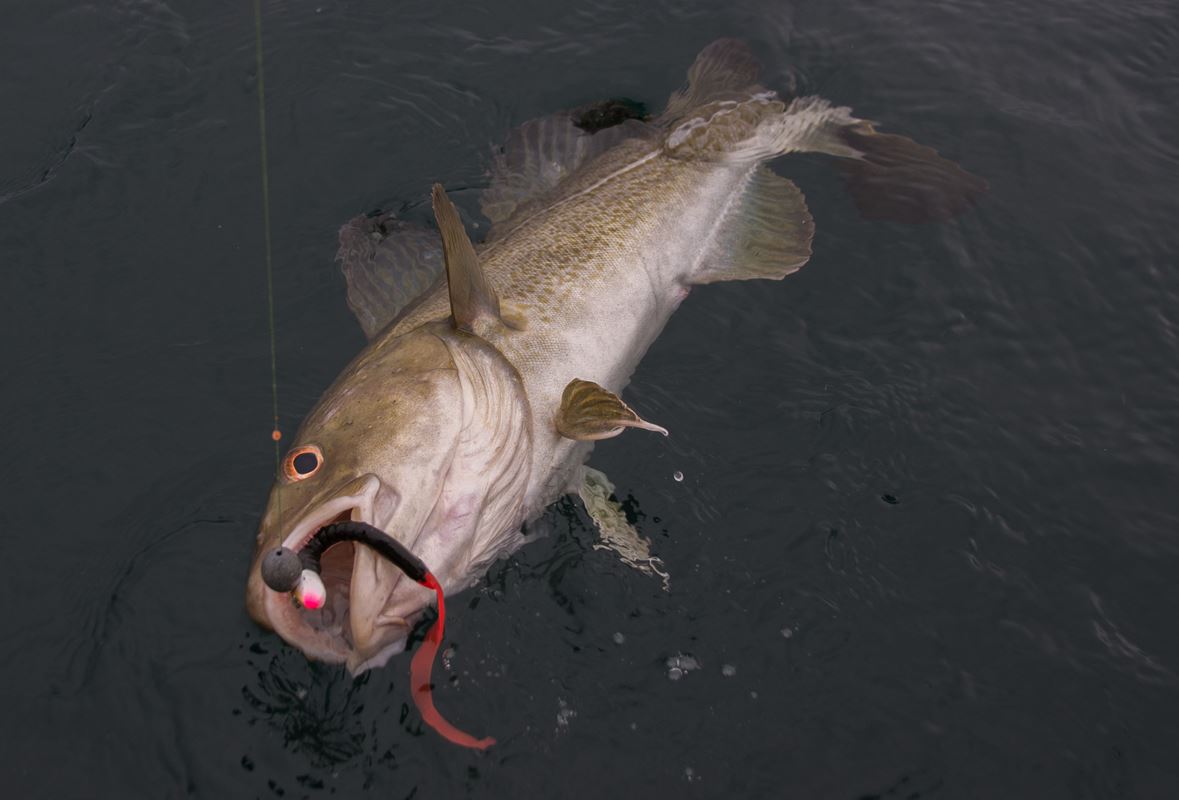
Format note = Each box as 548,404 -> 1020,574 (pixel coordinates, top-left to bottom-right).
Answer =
768,96 -> 987,222
833,124 -> 988,222
663,41 -> 986,222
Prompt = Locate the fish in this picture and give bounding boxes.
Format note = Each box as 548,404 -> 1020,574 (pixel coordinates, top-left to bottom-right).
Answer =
246,38 -> 984,674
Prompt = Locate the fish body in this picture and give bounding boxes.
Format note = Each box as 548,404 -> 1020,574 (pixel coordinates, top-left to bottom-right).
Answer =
246,40 -> 983,673
395,136 -> 782,509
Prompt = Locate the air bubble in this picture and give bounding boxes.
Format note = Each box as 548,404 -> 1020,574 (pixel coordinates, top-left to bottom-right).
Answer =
673,470 -> 684,482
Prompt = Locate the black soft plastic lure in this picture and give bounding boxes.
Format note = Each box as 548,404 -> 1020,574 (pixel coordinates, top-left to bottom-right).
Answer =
259,520 -> 494,750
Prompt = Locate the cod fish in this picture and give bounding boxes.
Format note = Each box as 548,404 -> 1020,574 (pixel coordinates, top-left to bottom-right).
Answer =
246,39 -> 983,673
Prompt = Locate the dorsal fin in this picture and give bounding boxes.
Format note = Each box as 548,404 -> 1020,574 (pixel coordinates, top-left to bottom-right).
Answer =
336,212 -> 444,340
482,105 -> 653,241
431,183 -> 503,333
662,38 -> 764,124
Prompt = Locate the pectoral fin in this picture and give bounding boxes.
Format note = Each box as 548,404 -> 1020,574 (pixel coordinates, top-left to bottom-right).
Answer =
556,379 -> 669,441
578,467 -> 669,590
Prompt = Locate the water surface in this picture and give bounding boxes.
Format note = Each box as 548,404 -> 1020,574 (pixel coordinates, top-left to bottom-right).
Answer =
3,0 -> 1178,796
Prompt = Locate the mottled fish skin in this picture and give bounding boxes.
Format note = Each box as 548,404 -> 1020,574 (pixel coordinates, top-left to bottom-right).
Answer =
389,136 -> 762,508
390,94 -> 847,504
246,39 -> 984,672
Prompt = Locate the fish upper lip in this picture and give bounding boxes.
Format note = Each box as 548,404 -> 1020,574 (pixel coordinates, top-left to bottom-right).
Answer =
279,475 -> 380,554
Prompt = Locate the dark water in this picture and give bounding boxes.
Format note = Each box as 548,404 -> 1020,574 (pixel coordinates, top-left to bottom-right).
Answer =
4,0 -> 1179,797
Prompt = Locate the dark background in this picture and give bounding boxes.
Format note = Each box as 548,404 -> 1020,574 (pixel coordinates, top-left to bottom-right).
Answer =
3,0 -> 1178,797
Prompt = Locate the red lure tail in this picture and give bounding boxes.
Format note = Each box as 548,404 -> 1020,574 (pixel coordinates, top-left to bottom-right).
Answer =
408,573 -> 496,750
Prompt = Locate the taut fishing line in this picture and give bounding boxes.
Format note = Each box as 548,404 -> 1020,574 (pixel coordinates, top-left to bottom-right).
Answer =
253,0 -> 282,522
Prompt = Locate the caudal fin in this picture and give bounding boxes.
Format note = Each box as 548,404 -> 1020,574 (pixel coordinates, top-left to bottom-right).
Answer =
832,124 -> 987,223
771,97 -> 987,223
664,41 -> 986,222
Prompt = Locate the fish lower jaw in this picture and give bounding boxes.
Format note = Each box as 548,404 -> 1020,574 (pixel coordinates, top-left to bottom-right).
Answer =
345,636 -> 408,675
257,478 -> 428,673
267,594 -> 413,674
263,532 -> 420,674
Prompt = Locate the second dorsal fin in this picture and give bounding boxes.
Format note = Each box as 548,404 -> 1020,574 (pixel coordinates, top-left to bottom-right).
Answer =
431,183 -> 503,334
481,106 -> 654,241
661,38 -> 764,125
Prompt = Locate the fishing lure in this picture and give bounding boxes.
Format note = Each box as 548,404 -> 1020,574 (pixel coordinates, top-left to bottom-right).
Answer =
260,521 -> 495,750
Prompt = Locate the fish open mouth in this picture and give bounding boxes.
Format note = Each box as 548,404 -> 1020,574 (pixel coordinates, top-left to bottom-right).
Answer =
298,513 -> 358,643
260,487 -> 417,673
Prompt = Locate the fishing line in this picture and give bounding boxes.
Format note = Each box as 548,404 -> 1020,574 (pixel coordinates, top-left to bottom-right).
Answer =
253,0 -> 282,523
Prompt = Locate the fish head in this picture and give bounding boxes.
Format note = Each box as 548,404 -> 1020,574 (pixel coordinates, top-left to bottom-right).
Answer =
246,322 -> 532,674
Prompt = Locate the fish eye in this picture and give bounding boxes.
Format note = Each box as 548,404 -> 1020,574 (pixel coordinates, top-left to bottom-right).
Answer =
283,445 -> 323,482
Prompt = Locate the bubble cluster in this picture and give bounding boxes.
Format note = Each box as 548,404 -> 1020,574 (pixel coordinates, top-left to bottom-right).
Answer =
556,698 -> 576,730
666,653 -> 701,680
